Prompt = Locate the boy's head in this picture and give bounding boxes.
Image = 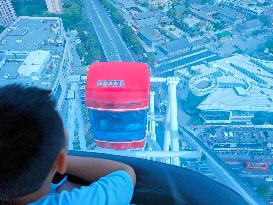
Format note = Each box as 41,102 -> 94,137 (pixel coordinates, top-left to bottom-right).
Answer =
0,84 -> 67,200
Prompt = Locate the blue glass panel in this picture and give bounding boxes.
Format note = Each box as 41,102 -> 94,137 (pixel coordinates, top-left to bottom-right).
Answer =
89,109 -> 147,141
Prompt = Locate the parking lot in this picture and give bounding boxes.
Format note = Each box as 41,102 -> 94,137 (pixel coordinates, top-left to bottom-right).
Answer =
180,158 -> 218,182
198,128 -> 273,162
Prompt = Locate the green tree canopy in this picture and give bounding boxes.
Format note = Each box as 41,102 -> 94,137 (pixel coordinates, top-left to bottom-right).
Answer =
256,183 -> 272,198
99,0 -> 124,24
121,25 -> 144,56
13,0 -> 46,16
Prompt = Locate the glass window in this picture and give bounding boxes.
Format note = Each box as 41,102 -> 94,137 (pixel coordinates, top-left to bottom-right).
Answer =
90,109 -> 146,133
4,0 -> 273,204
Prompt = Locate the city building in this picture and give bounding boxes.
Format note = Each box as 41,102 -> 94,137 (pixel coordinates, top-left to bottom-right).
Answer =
190,38 -> 210,50
159,38 -> 191,57
133,17 -> 159,29
244,19 -> 263,33
149,0 -> 169,7
138,27 -> 165,47
155,48 -> 219,75
175,54 -> 273,124
201,4 -> 221,15
0,0 -> 17,27
265,7 -> 273,17
133,11 -> 154,20
173,4 -> 187,17
45,0 -> 63,14
216,30 -> 233,40
114,0 -> 136,9
221,0 -> 264,16
190,8 -> 217,24
235,19 -> 263,34
218,7 -> 242,22
0,16 -> 73,111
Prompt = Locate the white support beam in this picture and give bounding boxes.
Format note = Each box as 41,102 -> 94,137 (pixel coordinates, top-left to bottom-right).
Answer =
167,77 -> 180,166
164,106 -> 171,152
149,91 -> 156,141
147,115 -> 165,122
89,150 -> 202,159
150,77 -> 167,83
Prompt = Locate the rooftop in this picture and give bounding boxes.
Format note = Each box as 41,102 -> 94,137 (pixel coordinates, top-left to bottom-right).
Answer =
190,8 -> 217,23
219,7 -> 241,20
197,86 -> 273,112
216,31 -> 232,39
133,11 -> 154,20
178,54 -> 273,112
18,50 -> 51,79
160,38 -> 190,54
244,19 -> 262,29
0,16 -> 65,89
116,0 -> 136,9
0,17 -> 64,53
201,4 -> 221,14
138,27 -> 163,42
134,17 -> 159,29
265,7 -> 273,16
157,48 -> 219,74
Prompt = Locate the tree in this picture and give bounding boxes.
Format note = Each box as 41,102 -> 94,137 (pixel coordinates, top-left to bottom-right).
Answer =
77,31 -> 103,65
99,0 -> 124,24
157,4 -> 164,10
76,44 -> 85,57
121,25 -> 144,56
111,10 -> 124,24
0,26 -> 4,33
185,0 -> 190,8
140,1 -> 149,8
167,7 -> 175,18
213,22 -> 225,31
201,0 -> 215,4
256,183 -> 272,198
60,1 -> 82,29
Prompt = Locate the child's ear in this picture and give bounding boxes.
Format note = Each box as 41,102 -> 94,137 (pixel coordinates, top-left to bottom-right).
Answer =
55,149 -> 67,175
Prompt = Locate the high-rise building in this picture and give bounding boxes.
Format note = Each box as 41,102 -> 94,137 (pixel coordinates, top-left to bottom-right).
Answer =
45,0 -> 63,14
0,16 -> 73,111
0,0 -> 17,27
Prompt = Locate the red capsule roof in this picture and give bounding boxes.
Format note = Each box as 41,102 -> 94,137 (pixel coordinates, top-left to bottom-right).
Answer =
86,62 -> 150,110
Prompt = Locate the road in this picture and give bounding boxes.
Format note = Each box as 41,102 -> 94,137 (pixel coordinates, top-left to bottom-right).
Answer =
75,83 -> 87,150
69,31 -> 86,74
83,0 -> 134,62
67,81 -> 87,151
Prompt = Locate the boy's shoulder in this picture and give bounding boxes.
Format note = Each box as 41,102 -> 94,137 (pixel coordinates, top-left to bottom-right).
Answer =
29,170 -> 134,205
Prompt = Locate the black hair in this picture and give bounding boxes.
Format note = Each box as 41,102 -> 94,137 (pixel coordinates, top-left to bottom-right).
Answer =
0,84 -> 65,200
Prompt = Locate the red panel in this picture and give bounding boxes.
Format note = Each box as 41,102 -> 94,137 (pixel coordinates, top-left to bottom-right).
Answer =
86,62 -> 150,110
96,139 -> 145,150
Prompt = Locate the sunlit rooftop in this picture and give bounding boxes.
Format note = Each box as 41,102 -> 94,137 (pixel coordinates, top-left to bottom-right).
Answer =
0,16 -> 67,90
0,17 -> 64,53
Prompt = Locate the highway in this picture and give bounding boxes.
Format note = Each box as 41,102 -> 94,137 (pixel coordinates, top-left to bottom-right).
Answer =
83,0 -> 134,62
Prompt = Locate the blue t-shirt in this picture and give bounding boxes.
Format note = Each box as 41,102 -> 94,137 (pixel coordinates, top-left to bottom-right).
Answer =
28,170 -> 134,205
